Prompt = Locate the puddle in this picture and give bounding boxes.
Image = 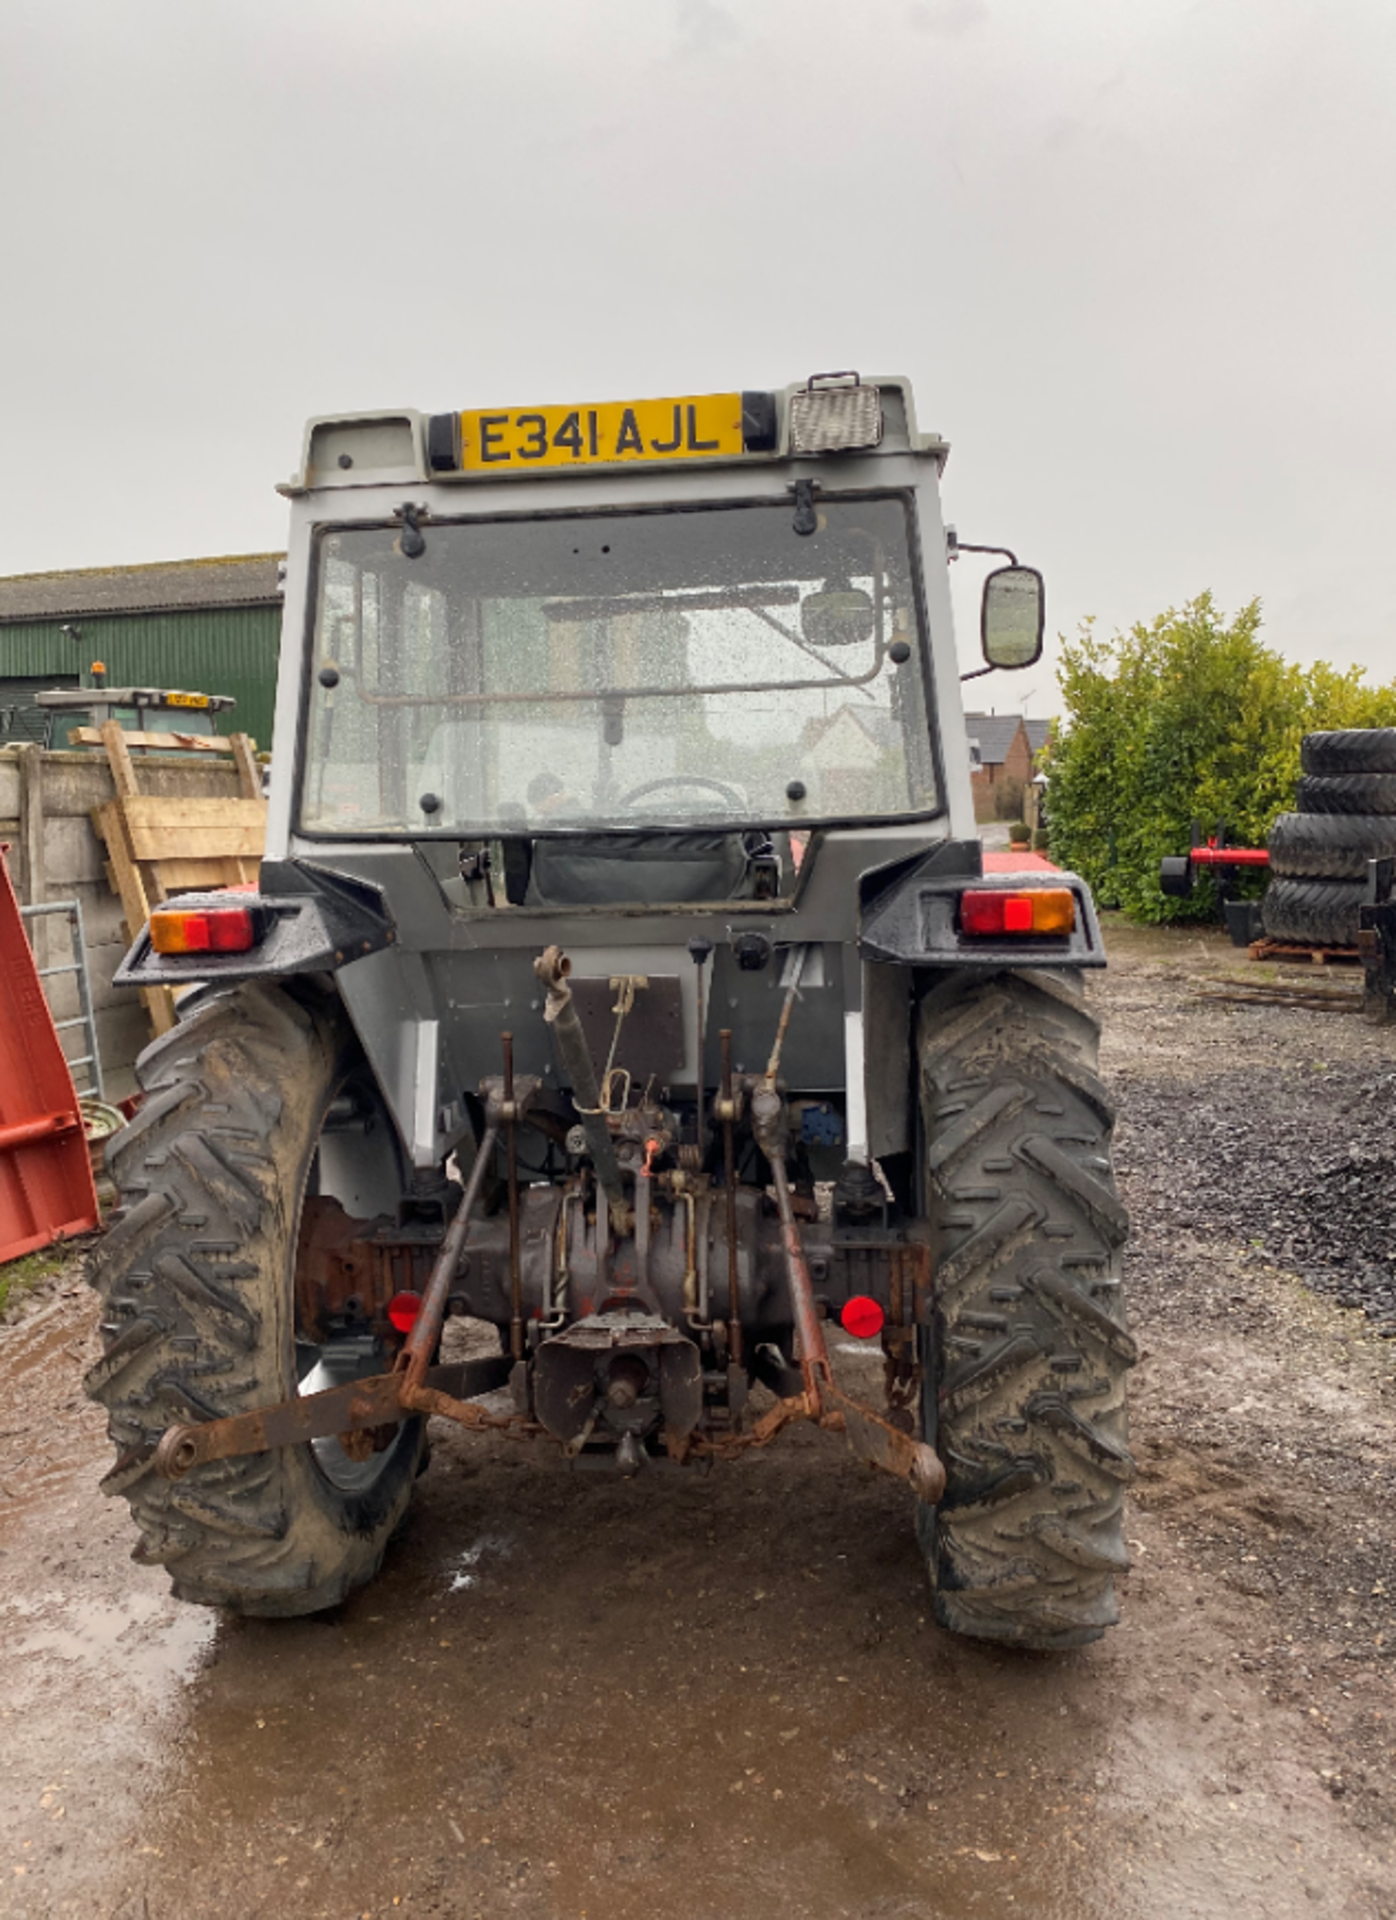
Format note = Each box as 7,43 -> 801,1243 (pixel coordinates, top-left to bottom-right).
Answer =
0,1463 -> 223,1913
8,1586 -> 216,1687
106,1438 -> 1150,1920
0,1293 -> 104,1529
1,1311 -> 88,1380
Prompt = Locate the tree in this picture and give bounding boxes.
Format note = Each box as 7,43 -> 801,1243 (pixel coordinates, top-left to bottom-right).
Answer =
1046,594 -> 1396,922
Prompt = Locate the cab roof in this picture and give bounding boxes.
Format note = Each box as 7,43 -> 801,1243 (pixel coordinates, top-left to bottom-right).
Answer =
281,374 -> 947,497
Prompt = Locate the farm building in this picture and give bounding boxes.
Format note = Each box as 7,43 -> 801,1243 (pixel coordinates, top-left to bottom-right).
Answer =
0,555 -> 283,751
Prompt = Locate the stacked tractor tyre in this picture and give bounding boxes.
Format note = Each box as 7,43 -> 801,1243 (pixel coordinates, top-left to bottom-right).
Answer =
1264,729 -> 1396,947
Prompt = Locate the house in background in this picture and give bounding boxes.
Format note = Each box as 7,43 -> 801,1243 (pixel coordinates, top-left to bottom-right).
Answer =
799,704 -> 908,814
964,711 -> 1051,822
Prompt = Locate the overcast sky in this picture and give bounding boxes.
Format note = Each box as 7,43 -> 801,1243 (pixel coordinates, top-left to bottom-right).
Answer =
3,0 -> 1392,714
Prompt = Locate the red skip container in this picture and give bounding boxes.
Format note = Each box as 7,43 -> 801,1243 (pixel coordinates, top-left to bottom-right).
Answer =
0,847 -> 99,1262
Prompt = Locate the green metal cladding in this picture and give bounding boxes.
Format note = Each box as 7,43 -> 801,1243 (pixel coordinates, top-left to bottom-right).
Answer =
0,606 -> 281,748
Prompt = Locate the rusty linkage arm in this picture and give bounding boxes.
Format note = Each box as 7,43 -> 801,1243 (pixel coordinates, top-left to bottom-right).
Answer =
154,1100 -> 518,1484
398,1118 -> 501,1390
151,1352 -> 518,1481
395,1062 -> 546,1428
745,1070 -> 945,1506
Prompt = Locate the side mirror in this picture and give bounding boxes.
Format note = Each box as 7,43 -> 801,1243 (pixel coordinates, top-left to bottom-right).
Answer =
801,584 -> 876,648
981,566 -> 1044,670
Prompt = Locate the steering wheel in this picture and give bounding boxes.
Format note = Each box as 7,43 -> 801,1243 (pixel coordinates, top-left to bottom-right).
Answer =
617,774 -> 746,810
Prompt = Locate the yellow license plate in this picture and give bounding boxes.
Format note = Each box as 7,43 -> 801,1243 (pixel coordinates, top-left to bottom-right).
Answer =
164,692 -> 210,708
458,393 -> 744,472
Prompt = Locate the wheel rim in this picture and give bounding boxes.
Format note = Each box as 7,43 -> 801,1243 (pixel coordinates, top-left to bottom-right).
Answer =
296,1067 -> 414,1495
298,1336 -> 398,1493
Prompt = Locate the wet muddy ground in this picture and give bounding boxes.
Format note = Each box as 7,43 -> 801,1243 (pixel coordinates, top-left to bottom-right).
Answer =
2,922 -> 1395,1919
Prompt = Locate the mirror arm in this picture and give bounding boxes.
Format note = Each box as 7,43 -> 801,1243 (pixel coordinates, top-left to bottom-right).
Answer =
959,663 -> 999,682
950,539 -> 1019,566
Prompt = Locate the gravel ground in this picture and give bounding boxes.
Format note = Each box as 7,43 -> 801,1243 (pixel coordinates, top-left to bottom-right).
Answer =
1099,921 -> 1396,1855
1115,971 -> 1396,1329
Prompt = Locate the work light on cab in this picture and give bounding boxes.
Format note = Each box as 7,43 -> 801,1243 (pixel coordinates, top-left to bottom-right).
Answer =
787,373 -> 884,454
959,888 -> 1076,937
149,905 -> 263,955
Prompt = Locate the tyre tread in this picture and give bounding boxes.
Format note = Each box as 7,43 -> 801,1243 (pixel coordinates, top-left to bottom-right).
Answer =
1294,772 -> 1396,816
1268,810 -> 1396,880
1300,728 -> 1396,776
918,970 -> 1133,1650
1261,875 -> 1365,946
85,983 -> 423,1617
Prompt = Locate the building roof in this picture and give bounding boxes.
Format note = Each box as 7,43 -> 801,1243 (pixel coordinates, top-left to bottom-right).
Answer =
0,554 -> 284,625
963,712 -> 1025,767
963,712 -> 1054,768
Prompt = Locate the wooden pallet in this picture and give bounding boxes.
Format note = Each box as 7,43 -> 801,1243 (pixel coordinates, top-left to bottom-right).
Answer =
64,725 -> 241,754
90,721 -> 266,1036
1247,937 -> 1361,967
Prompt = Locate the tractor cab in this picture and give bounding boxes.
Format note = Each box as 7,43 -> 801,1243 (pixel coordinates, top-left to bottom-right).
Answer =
34,684 -> 236,751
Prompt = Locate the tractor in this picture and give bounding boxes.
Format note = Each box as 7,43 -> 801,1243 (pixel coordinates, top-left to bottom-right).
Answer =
89,373 -> 1132,1648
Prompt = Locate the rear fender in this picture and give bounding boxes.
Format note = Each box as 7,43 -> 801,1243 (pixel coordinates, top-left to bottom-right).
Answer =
859,838 -> 1106,968
112,861 -> 396,988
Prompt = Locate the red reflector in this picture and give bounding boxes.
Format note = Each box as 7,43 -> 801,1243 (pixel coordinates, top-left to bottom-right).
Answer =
387,1291 -> 422,1333
207,908 -> 256,950
959,890 -> 1010,935
841,1295 -> 885,1340
1003,894 -> 1034,933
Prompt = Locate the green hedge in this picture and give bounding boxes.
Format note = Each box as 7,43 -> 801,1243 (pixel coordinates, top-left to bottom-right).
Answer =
1046,594 -> 1396,922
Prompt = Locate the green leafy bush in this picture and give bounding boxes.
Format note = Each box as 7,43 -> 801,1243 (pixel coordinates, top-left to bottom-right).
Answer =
1047,594 -> 1396,921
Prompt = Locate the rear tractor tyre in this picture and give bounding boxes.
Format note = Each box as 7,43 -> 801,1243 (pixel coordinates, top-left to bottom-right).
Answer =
1261,875 -> 1366,947
1300,729 -> 1396,777
1294,773 -> 1396,817
85,983 -> 426,1616
915,970 -> 1135,1650
1267,810 -> 1396,882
